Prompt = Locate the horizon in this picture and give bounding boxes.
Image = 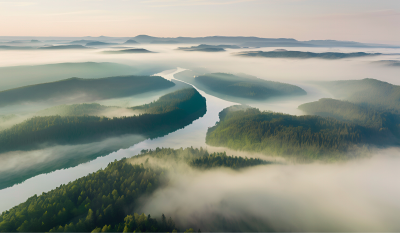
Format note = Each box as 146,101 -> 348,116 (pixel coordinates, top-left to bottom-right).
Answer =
0,0 -> 399,44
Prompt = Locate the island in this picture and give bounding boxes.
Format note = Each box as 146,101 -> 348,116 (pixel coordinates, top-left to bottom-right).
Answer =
177,44 -> 240,52
174,71 -> 306,103
236,50 -> 381,59
0,75 -> 175,107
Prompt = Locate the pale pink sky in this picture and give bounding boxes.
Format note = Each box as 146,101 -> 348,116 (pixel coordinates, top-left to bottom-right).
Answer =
0,0 -> 399,44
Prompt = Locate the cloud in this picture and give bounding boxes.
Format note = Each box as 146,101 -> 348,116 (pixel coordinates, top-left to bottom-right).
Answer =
138,148 -> 400,231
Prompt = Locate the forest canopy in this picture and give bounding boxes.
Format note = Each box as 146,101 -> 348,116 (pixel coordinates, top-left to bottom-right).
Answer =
0,75 -> 175,107
206,106 -> 374,161
0,88 -> 206,153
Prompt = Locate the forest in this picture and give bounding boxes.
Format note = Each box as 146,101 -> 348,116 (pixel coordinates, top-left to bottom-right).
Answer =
237,50 -> 380,59
0,75 -> 174,107
315,78 -> 400,112
206,106 -> 369,161
0,147 -> 269,232
130,147 -> 270,170
0,88 -> 206,153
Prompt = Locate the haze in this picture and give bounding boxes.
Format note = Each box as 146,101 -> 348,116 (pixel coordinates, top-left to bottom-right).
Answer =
0,0 -> 399,44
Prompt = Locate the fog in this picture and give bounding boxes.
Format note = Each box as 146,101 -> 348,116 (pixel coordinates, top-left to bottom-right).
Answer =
1,43 -> 400,231
137,148 -> 400,232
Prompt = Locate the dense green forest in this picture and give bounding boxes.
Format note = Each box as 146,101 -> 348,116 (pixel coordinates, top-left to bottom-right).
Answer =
174,71 -> 306,103
237,50 -> 380,59
206,106 -> 369,160
299,98 -> 400,132
0,147 -> 269,232
0,88 -> 206,153
130,147 -> 270,170
0,158 -> 179,232
315,78 -> 400,112
0,75 -> 174,107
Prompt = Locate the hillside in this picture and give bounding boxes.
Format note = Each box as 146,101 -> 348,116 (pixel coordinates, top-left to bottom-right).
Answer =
0,147 -> 267,232
0,62 -> 156,91
298,98 -> 400,139
177,44 -> 240,52
237,50 -> 381,59
104,48 -> 153,54
315,78 -> 400,111
192,73 -> 306,101
206,106 -> 371,161
34,103 -> 137,117
0,75 -> 175,107
0,88 -> 206,153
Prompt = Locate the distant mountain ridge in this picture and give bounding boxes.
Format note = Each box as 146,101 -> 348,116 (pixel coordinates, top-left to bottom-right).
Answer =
1,35 -> 398,48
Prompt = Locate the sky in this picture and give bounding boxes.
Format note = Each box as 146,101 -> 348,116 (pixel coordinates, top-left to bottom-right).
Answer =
0,0 -> 399,44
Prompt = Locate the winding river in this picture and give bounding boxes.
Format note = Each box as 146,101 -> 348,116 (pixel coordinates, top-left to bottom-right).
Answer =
0,68 -> 329,213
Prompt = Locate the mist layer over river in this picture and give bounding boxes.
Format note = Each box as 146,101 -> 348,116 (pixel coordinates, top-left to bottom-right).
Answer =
1,45 -> 400,230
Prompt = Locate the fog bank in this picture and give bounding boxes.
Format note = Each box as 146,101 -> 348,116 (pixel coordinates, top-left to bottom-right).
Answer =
139,148 -> 400,232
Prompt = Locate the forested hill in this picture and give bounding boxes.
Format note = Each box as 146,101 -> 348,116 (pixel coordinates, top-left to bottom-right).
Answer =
174,71 -> 306,103
0,147 -> 268,232
130,147 -> 270,170
206,106 -> 372,161
0,158 -> 181,232
299,98 -> 400,133
0,75 -> 175,107
315,78 -> 400,112
0,88 -> 206,153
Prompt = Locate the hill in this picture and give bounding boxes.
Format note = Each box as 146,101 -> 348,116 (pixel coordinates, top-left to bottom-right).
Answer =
0,147 -> 265,232
177,44 -> 240,52
236,50 -> 381,59
0,75 -> 175,107
0,88 -> 206,153
314,78 -> 400,112
103,48 -> 153,54
0,62 -> 169,91
124,39 -> 139,44
298,98 -> 400,139
206,106 -> 376,161
188,72 -> 306,102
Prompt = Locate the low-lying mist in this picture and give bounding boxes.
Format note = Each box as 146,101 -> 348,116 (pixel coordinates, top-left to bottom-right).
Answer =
136,147 -> 400,232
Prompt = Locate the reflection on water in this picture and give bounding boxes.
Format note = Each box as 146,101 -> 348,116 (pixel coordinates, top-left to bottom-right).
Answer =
0,68 -> 235,213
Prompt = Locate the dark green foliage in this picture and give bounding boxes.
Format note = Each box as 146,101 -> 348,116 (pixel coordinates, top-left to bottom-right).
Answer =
298,98 -> 400,142
206,106 -> 364,160
132,147 -> 270,170
0,159 -> 178,232
299,98 -> 400,129
194,73 -> 306,100
0,75 -> 175,107
0,147 -> 265,232
237,50 -> 380,59
131,88 -> 205,114
0,88 -> 206,153
315,78 -> 400,112
189,152 -> 269,169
